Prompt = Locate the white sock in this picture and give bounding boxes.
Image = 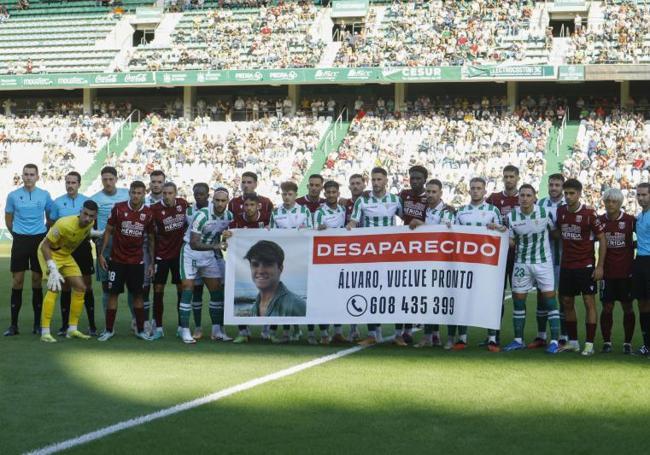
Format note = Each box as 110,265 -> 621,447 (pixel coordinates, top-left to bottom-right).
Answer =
42,327 -> 50,335
570,339 -> 579,347
514,337 -> 523,344
394,329 -> 402,336
68,325 -> 78,332
368,330 -> 376,338
156,327 -> 163,334
350,324 -> 358,333
488,335 -> 497,343
404,328 -> 412,335
212,324 -> 222,334
432,331 -> 440,338
182,327 -> 192,338
321,330 -> 329,337
538,331 -> 547,340
459,334 -> 467,343
560,335 -> 568,341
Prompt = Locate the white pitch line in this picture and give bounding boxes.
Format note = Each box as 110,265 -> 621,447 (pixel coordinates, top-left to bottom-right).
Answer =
25,343 -> 371,455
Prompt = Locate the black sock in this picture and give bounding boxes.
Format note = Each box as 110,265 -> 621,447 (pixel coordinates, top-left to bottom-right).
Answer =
640,312 -> 650,347
60,290 -> 71,330
10,288 -> 22,327
32,288 -> 43,329
85,289 -> 96,330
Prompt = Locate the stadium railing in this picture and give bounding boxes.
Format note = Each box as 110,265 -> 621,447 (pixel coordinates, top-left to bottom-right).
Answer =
106,109 -> 140,155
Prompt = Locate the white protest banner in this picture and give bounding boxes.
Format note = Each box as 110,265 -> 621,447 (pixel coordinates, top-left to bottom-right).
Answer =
224,225 -> 508,328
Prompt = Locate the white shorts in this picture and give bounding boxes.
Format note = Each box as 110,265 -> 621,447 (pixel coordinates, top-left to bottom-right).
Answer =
512,262 -> 555,293
180,245 -> 225,281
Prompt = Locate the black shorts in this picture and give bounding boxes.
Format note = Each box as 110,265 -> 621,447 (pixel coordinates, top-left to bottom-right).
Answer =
559,267 -> 597,297
71,238 -> 95,276
154,257 -> 181,285
632,256 -> 650,300
10,233 -> 45,273
600,278 -> 633,303
107,261 -> 144,296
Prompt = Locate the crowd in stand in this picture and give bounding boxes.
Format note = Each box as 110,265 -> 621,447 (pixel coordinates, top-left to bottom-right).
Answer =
566,0 -> 650,64
103,113 -> 329,201
1,113 -> 120,188
335,0 -> 543,67
563,99 -> 650,212
128,2 -> 324,71
323,95 -> 565,203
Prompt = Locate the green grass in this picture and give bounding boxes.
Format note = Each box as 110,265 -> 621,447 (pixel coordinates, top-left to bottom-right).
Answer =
1,258 -> 649,454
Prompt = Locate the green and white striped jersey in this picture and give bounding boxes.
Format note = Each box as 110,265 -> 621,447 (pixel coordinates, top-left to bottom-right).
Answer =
270,204 -> 312,229
455,202 -> 502,226
537,196 -> 564,266
189,207 -> 234,246
315,204 -> 346,229
425,200 -> 455,225
351,192 -> 402,227
183,202 -> 212,243
507,205 -> 555,264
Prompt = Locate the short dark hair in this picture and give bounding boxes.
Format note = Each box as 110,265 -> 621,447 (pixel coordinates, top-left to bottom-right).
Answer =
309,174 -> 324,183
130,180 -> 146,191
563,178 -> 583,192
100,166 -> 118,177
371,167 -> 387,176
193,182 -> 209,193
503,165 -> 520,175
244,240 -> 284,268
23,163 -> 39,174
409,165 -> 428,179
637,182 -> 650,192
163,182 -> 177,191
426,179 -> 443,190
150,170 -> 165,179
242,171 -> 258,182
83,200 -> 98,212
243,193 -> 259,203
66,171 -> 81,184
324,180 -> 339,191
349,173 -> 364,182
470,177 -> 486,186
280,181 -> 298,193
548,173 -> 565,183
519,183 -> 536,194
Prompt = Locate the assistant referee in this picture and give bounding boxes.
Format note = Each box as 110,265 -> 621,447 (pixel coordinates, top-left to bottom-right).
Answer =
634,182 -> 650,356
4,164 -> 53,336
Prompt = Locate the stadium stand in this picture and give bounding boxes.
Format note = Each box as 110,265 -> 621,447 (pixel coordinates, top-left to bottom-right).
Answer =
322,96 -> 565,202
90,113 -> 331,201
566,0 -> 650,64
0,113 -> 123,193
126,3 -> 325,71
334,0 -> 550,67
564,106 -> 650,212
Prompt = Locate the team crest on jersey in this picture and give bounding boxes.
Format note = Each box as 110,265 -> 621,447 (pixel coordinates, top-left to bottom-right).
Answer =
162,210 -> 166,216
576,215 -> 582,223
619,222 -> 626,229
140,214 -> 146,221
176,205 -> 182,212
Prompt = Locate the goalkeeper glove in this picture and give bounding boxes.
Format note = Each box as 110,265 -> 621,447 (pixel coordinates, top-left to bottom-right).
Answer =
46,260 -> 64,292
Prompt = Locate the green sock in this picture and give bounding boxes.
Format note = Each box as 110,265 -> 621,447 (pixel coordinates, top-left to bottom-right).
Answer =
179,290 -> 193,328
545,296 -> 560,341
192,301 -> 202,327
209,289 -> 225,325
513,298 -> 526,339
536,307 -> 548,334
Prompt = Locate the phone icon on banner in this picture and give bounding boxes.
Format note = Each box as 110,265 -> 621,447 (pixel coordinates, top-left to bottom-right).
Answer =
346,295 -> 367,317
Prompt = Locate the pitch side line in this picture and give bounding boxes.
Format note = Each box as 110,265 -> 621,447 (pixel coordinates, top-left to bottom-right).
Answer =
25,343 -> 373,455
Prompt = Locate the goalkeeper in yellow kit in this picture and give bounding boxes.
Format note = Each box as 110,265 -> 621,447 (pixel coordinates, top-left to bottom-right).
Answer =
37,200 -> 98,343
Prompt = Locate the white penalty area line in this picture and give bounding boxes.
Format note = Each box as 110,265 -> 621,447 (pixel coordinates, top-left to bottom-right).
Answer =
25,342 -> 375,455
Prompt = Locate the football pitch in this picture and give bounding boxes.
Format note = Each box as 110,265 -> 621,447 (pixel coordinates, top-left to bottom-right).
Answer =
1,258 -> 649,454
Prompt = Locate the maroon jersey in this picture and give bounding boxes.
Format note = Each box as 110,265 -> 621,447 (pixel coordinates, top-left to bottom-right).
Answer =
344,197 -> 356,225
230,212 -> 266,229
486,191 -> 519,222
399,189 -> 427,224
598,211 -> 635,279
228,194 -> 273,225
107,201 -> 153,264
557,204 -> 605,269
296,195 -> 326,213
151,198 -> 188,260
